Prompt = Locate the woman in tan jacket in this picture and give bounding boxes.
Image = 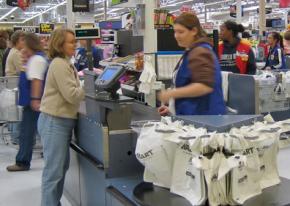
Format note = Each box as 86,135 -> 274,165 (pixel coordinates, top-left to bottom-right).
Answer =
37,29 -> 84,206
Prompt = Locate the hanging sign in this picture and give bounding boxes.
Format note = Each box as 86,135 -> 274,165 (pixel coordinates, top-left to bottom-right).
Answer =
230,5 -> 244,18
13,26 -> 39,33
6,0 -> 30,10
280,0 -> 290,8
111,0 -> 128,6
72,0 -> 90,12
180,5 -> 194,13
201,22 -> 214,30
39,23 -> 55,35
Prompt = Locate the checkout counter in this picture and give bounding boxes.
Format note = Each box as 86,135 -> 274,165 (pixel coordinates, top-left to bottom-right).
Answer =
64,65 -> 290,206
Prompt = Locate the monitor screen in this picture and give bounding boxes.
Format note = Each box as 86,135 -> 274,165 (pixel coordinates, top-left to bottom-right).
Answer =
100,68 -> 118,81
75,28 -> 100,39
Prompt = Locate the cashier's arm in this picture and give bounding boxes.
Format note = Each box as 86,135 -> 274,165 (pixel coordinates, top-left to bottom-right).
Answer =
158,83 -> 213,103
172,83 -> 212,98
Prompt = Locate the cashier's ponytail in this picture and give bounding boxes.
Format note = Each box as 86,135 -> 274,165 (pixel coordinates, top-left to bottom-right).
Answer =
271,32 -> 284,49
174,12 -> 207,38
223,20 -> 245,38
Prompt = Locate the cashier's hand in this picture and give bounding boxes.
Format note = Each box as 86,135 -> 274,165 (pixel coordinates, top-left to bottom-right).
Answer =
158,90 -> 173,104
158,105 -> 171,116
31,100 -> 41,112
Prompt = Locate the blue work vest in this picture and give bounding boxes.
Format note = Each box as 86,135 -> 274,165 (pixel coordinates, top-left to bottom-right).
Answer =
175,43 -> 226,115
266,45 -> 286,70
18,52 -> 49,107
74,47 -> 103,71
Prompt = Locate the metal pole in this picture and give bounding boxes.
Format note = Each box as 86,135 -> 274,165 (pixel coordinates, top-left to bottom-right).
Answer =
87,39 -> 94,71
104,0 -> 107,21
66,0 -> 75,29
259,0 -> 266,36
204,6 -> 207,23
236,0 -> 242,24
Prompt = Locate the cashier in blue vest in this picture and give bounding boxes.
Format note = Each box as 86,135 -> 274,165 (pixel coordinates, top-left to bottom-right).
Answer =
264,32 -> 286,70
74,39 -> 103,71
158,13 -> 226,116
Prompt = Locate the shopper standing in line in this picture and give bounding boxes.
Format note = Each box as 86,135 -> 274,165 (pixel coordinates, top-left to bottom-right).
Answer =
38,29 -> 84,206
219,20 -> 256,74
2,29 -> 13,76
0,30 -> 9,77
7,33 -> 48,172
264,32 -> 286,70
158,12 -> 225,116
5,30 -> 26,145
5,30 -> 25,76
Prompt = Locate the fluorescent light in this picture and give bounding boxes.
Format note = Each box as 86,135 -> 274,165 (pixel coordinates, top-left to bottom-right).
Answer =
0,7 -> 18,21
22,1 -> 66,23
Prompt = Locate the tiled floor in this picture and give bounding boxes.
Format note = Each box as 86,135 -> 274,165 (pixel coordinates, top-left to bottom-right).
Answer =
1,139 -> 290,206
0,143 -> 71,206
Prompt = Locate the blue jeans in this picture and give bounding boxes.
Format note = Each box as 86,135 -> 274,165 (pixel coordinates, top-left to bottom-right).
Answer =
16,106 -> 39,167
38,113 -> 76,206
10,122 -> 20,144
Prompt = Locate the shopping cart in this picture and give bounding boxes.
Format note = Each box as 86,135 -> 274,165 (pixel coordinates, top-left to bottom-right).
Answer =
0,76 -> 21,145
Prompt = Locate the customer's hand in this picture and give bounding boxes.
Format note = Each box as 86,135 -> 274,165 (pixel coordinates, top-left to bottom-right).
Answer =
158,105 -> 170,116
31,100 -> 41,112
158,90 -> 173,104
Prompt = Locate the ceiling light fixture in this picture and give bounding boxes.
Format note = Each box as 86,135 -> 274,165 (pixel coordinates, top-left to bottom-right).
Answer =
0,7 -> 18,21
22,1 -> 66,23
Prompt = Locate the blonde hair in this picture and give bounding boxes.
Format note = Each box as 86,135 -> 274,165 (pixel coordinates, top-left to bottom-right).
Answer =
48,28 -> 75,59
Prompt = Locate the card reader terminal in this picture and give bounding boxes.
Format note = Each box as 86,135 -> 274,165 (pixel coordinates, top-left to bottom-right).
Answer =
95,65 -> 126,99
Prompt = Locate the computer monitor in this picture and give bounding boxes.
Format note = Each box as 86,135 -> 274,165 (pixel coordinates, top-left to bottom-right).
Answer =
95,65 -> 125,90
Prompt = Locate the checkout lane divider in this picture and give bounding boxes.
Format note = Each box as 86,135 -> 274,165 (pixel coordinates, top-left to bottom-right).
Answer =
70,142 -> 105,170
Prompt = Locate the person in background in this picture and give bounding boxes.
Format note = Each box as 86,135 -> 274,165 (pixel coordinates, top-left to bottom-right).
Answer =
0,30 -> 9,76
219,20 -> 256,74
158,12 -> 225,116
74,39 -> 103,71
2,29 -> 13,76
264,32 -> 286,70
4,30 -> 25,145
5,30 -> 26,76
125,13 -> 133,30
242,31 -> 252,40
6,33 -> 48,172
38,29 -> 84,206
283,30 -> 290,56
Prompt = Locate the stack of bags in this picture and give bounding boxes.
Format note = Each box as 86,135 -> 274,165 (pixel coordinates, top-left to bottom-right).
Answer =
135,117 -> 285,206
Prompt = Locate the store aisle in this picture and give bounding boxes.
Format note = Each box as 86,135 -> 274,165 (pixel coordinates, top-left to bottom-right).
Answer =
0,144 -> 71,206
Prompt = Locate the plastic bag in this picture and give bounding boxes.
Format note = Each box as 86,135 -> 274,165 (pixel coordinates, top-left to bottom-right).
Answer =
170,137 -> 206,206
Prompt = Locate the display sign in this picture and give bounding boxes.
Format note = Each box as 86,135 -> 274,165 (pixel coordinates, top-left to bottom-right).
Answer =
6,0 -> 18,7
230,5 -> 244,18
280,0 -> 290,8
180,5 -> 194,13
75,28 -> 100,39
13,26 -> 39,33
99,21 -> 122,30
201,22 -> 214,30
6,0 -> 30,10
272,19 -> 285,28
257,7 -> 272,14
111,0 -> 128,6
72,0 -> 90,12
39,23 -> 54,35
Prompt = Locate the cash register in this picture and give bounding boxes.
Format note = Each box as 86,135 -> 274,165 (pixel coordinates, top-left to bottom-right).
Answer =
95,64 -> 126,100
